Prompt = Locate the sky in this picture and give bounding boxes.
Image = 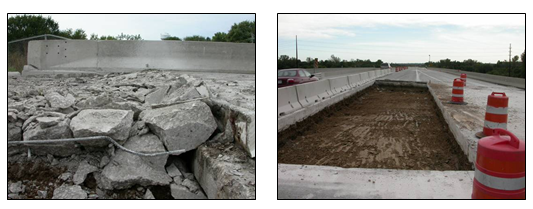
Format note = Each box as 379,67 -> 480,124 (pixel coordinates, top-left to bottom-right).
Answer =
278,14 -> 525,64
9,14 -> 255,40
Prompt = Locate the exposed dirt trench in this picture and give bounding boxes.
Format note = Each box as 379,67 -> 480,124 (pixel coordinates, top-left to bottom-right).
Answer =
278,85 -> 472,171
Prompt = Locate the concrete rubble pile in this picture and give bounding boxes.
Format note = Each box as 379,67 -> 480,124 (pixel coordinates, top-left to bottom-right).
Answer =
8,70 -> 255,199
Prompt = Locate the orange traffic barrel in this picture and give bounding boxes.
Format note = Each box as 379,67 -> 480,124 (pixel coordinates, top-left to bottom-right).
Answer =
461,73 -> 467,86
472,128 -> 525,199
450,78 -> 466,104
476,92 -> 509,138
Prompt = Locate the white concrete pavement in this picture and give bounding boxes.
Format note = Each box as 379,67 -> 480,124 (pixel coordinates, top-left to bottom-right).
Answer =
278,164 -> 474,199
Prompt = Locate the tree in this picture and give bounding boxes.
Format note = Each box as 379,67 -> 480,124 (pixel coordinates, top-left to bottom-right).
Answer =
99,35 -> 117,40
57,28 -> 87,39
8,14 -> 60,42
227,20 -> 255,43
115,33 -> 142,40
89,33 -> 99,40
330,54 -> 341,63
376,59 -> 383,67
162,36 -> 181,41
512,55 -> 520,63
212,32 -> 228,42
184,35 -> 210,41
521,51 -> 526,69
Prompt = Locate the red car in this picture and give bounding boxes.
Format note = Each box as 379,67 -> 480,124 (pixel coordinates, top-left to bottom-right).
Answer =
277,69 -> 318,88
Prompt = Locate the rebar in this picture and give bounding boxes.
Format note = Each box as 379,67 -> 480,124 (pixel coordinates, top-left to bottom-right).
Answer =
8,136 -> 185,157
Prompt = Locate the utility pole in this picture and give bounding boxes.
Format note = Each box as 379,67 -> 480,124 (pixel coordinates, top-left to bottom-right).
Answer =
296,35 -> 299,68
509,44 -> 512,77
429,55 -> 431,67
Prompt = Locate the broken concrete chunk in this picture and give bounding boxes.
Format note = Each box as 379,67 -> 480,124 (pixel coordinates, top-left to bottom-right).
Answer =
134,88 -> 152,102
193,143 -> 255,199
58,172 -> 72,181
76,93 -> 112,108
170,183 -> 206,199
8,122 -> 22,141
102,101 -> 143,120
196,85 -> 209,98
162,86 -> 201,104
9,181 -> 23,193
144,85 -> 170,105
73,160 -> 99,185
37,190 -> 48,199
144,189 -> 155,199
52,184 -> 87,199
99,155 -> 110,168
99,134 -> 172,190
36,117 -> 61,128
140,101 -> 217,152
181,178 -> 201,193
166,163 -> 181,178
45,92 -> 76,109
129,121 -> 149,137
24,119 -> 78,157
70,109 -> 134,147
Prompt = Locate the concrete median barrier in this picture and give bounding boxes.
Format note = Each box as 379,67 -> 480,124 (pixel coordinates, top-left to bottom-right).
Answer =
26,40 -> 255,74
360,72 -> 370,83
328,76 -> 350,94
348,74 -> 362,88
369,71 -> 376,79
278,86 -> 302,117
296,80 -> 333,107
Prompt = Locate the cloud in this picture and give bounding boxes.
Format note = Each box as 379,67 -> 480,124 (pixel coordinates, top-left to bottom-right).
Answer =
278,14 -> 524,40
278,14 -> 525,63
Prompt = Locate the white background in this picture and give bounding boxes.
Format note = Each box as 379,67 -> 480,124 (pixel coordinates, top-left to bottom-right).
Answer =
1,0 -> 531,207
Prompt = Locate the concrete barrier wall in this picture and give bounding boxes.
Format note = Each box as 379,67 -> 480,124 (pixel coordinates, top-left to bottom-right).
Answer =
278,86 -> 302,117
27,40 -> 255,74
361,72 -> 370,82
369,71 -> 376,79
304,68 -> 377,78
328,76 -> 350,94
296,80 -> 332,107
428,67 -> 525,89
348,74 -> 362,88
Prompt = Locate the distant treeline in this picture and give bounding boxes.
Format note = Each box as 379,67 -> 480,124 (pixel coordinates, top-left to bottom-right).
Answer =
278,52 -> 526,79
278,54 -> 385,69
426,54 -> 525,78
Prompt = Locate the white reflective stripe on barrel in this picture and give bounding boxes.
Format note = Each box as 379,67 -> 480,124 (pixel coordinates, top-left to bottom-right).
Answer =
452,87 -> 464,90
486,105 -> 508,115
452,94 -> 463,97
484,120 -> 507,129
475,169 -> 525,191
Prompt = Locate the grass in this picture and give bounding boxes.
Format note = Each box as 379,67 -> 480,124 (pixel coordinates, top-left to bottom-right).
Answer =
8,52 -> 26,72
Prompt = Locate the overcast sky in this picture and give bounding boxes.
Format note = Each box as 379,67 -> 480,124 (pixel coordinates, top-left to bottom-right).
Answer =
278,14 -> 525,63
9,14 -> 255,40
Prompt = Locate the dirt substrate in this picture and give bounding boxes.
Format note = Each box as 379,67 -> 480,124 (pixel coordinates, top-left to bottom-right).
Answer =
278,85 -> 473,171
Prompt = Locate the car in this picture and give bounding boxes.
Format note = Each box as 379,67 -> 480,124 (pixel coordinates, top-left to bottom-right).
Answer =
277,68 -> 318,88
380,63 -> 391,69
